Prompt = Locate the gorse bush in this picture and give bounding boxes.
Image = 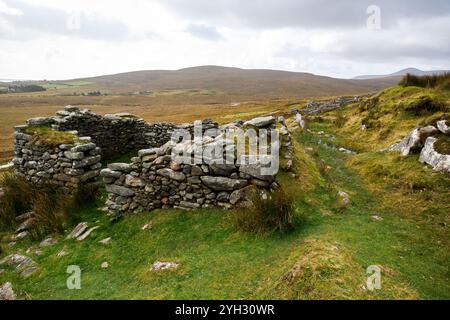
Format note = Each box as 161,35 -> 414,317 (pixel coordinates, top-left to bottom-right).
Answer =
232,186 -> 296,234
399,72 -> 450,90
0,173 -> 98,238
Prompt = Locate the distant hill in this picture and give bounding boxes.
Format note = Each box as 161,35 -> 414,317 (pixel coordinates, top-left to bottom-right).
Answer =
58,65 -> 399,99
353,68 -> 449,80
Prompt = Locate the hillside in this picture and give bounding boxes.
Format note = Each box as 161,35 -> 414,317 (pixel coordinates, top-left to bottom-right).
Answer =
354,68 -> 449,80
46,66 -> 398,98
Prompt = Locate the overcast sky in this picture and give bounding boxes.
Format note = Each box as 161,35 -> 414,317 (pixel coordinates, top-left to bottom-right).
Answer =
0,0 -> 449,80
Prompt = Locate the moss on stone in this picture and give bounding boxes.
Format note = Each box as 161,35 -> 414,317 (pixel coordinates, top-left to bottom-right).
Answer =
24,125 -> 77,147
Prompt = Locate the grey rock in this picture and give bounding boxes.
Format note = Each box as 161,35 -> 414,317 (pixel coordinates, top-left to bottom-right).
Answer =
230,185 -> 256,205
419,137 -> 450,173
239,164 -> 275,182
0,282 -> 16,300
106,185 -> 135,197
71,143 -> 96,153
437,120 -> 449,135
243,116 -> 275,128
389,126 -> 438,156
200,176 -> 248,191
40,237 -> 58,247
209,164 -> 237,176
179,201 -> 201,209
107,163 -> 133,172
125,175 -> 144,187
100,168 -> 122,178
76,226 -> 100,241
151,261 -> 178,271
157,168 -> 186,182
67,222 -> 88,239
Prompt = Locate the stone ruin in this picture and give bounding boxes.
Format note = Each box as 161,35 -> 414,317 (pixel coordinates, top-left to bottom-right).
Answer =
11,106 -> 296,215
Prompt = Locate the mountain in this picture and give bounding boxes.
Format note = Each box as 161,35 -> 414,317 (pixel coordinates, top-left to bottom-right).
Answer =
62,65 -> 399,99
353,68 -> 449,80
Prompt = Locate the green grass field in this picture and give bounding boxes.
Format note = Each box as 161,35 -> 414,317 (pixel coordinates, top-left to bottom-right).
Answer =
1,126 -> 448,299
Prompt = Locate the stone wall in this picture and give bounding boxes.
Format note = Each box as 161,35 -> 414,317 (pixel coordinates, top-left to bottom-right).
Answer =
13,125 -> 102,190
101,115 -> 293,215
12,106 -> 294,213
12,106 -> 179,190
53,106 -> 177,159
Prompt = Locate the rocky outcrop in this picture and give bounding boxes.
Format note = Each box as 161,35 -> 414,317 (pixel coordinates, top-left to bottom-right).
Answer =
389,126 -> 438,156
419,137 -> 450,173
388,119 -> 450,173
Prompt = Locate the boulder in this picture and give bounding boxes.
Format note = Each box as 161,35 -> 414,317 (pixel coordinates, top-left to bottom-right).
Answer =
243,116 -> 276,128
419,137 -> 450,173
200,176 -> 248,191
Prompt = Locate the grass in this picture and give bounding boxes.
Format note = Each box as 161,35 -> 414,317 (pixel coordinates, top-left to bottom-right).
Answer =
24,125 -> 77,147
1,126 -> 448,299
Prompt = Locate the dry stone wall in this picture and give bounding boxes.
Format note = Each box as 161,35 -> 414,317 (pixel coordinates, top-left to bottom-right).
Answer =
101,115 -> 292,215
12,106 -> 294,214
12,106 -> 178,190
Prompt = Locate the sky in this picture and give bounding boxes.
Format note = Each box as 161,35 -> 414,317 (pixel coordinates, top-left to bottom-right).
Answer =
0,0 -> 449,80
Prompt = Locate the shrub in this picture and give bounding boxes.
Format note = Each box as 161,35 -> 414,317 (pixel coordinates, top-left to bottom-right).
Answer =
0,173 -> 34,228
333,113 -> 348,128
0,173 -> 99,237
232,186 -> 296,234
399,72 -> 450,90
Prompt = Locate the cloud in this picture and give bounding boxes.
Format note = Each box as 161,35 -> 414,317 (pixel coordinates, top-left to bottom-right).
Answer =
186,23 -> 224,41
160,0 -> 450,29
0,0 -> 129,40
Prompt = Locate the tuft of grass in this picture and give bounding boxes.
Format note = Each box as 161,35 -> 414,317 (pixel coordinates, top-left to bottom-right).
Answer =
232,186 -> 297,234
0,173 -> 99,238
24,125 -> 77,148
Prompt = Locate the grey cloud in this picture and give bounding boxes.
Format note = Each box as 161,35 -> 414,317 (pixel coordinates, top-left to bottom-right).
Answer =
186,23 -> 224,41
0,0 -> 129,40
161,0 -> 450,29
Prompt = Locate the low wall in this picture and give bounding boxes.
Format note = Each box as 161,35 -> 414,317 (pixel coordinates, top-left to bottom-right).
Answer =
12,106 -> 179,190
53,106 -> 177,159
102,115 -> 294,215
13,126 -> 102,190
